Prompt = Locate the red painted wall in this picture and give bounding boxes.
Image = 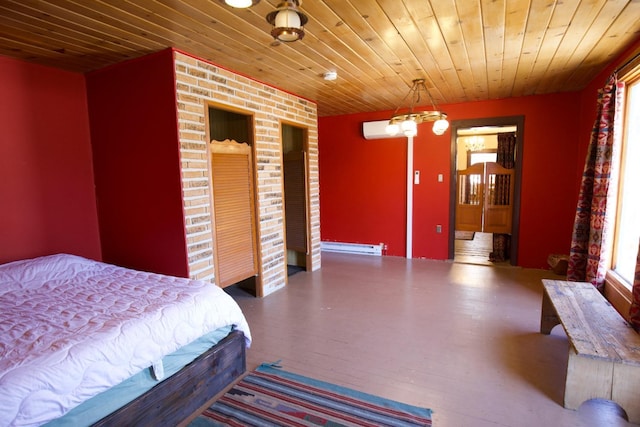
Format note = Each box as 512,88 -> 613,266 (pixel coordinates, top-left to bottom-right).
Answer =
318,112 -> 409,256
0,56 -> 101,264
320,92 -> 582,268
86,49 -> 189,277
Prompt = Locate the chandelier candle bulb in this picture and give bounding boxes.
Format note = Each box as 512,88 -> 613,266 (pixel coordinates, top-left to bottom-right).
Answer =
433,118 -> 449,135
385,122 -> 399,136
401,119 -> 418,137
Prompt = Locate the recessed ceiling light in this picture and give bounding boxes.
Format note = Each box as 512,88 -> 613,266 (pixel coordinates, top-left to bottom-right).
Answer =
323,71 -> 337,81
219,0 -> 260,8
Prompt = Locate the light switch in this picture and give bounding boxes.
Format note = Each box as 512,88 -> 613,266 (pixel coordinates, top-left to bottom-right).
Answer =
438,173 -> 444,182
414,170 -> 420,184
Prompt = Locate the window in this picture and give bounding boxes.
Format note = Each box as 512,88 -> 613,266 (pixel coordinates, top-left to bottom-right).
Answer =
469,151 -> 497,165
612,77 -> 640,287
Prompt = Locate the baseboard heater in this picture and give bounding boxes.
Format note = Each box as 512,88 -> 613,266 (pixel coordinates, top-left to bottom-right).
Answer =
321,241 -> 383,256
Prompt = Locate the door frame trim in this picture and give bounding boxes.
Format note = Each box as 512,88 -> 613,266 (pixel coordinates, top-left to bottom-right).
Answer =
206,102 -> 263,296
448,115 -> 525,265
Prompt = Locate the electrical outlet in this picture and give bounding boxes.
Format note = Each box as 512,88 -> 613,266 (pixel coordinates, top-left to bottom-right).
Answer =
436,224 -> 442,233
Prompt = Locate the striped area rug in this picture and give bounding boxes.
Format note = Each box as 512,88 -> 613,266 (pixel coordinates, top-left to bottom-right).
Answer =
190,364 -> 432,426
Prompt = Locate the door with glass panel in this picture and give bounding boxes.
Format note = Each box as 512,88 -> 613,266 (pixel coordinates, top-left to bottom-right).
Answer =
455,162 -> 514,233
455,162 -> 484,231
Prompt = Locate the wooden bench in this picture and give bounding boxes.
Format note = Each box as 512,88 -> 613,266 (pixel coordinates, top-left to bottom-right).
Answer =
540,279 -> 640,423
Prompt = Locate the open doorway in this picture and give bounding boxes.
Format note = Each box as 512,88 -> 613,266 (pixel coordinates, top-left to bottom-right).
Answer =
448,116 -> 524,266
282,123 -> 310,277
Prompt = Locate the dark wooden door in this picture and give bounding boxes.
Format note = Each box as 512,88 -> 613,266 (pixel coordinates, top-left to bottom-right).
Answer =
284,150 -> 308,254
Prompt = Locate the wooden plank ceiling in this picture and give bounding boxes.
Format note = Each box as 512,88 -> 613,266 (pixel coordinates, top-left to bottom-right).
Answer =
1,0 -> 639,117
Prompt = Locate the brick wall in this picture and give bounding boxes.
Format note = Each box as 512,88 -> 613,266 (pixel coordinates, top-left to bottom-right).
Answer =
174,51 -> 320,296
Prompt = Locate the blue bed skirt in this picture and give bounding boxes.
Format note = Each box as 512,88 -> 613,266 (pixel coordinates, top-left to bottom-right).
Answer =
46,326 -> 234,426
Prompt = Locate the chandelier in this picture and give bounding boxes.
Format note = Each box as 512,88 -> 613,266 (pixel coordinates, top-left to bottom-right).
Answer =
465,136 -> 485,152
385,79 -> 449,137
265,0 -> 308,42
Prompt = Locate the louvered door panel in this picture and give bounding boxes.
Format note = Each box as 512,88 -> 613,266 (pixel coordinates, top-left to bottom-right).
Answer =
210,140 -> 258,288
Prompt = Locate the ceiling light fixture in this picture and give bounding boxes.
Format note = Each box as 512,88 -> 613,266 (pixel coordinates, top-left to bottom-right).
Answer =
323,71 -> 337,81
465,135 -> 485,152
385,78 -> 449,137
265,0 -> 308,42
219,0 -> 260,8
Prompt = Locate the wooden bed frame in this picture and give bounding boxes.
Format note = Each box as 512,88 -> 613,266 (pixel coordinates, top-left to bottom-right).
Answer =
92,330 -> 246,426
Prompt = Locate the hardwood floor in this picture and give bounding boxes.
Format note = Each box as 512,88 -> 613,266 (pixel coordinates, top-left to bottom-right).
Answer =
226,252 -> 632,427
455,231 -> 493,265
454,231 -> 511,267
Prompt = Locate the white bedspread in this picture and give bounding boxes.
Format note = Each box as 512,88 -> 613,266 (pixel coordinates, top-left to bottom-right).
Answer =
0,254 -> 251,427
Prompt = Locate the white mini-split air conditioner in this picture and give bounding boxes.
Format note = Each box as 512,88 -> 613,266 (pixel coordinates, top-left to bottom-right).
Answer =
362,120 -> 398,140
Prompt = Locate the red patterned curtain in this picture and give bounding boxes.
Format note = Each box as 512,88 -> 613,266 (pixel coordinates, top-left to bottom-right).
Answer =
567,75 -> 623,288
489,132 -> 516,262
629,241 -> 640,330
496,132 -> 516,169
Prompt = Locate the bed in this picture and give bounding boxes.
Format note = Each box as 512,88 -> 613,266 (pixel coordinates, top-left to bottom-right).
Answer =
0,254 -> 252,427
